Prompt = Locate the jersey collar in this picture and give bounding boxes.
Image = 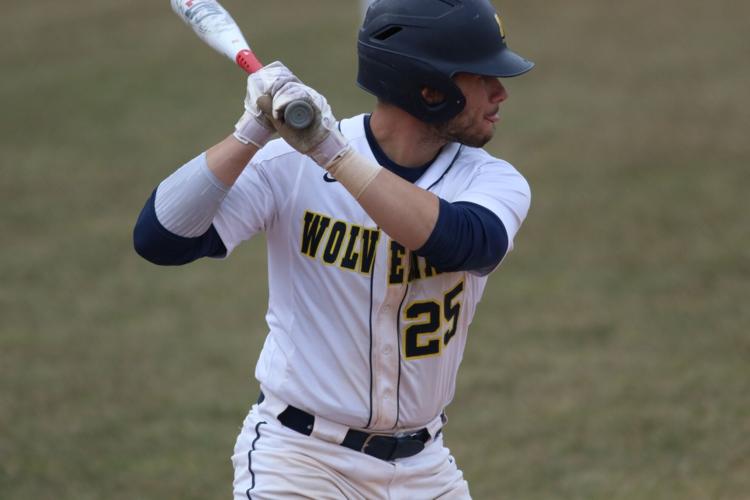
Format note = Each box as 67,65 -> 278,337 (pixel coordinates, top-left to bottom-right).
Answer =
339,114 -> 462,190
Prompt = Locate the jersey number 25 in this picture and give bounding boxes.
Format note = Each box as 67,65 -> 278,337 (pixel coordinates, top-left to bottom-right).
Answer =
403,281 -> 464,359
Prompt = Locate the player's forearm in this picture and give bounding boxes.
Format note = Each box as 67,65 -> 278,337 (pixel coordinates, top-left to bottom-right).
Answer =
330,150 -> 508,270
356,168 -> 509,273
206,134 -> 260,187
356,168 -> 439,250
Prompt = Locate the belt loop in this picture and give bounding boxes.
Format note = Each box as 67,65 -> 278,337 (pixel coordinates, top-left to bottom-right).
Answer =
426,412 -> 446,440
310,414 -> 350,444
257,390 -> 291,419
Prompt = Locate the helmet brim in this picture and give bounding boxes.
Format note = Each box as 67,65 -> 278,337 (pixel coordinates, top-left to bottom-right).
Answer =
456,48 -> 535,78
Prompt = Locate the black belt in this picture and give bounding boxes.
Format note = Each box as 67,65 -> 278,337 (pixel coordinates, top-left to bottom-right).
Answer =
258,392 -> 435,461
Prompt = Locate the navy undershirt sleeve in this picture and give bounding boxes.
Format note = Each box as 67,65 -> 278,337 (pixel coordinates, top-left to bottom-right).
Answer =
363,114 -> 508,273
415,199 -> 508,274
133,189 -> 227,265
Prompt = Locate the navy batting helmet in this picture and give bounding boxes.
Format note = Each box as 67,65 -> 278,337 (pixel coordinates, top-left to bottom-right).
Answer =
357,0 -> 534,123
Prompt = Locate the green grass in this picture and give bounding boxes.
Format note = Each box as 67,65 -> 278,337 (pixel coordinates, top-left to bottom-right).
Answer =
2,0 -> 748,498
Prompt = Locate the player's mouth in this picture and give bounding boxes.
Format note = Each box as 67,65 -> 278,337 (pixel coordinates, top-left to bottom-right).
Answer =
484,108 -> 500,123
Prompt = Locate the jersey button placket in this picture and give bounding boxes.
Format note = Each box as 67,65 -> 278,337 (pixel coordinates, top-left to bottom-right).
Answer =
370,286 -> 403,428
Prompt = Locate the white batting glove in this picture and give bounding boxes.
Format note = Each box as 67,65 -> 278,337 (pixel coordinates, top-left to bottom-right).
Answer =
233,61 -> 300,148
257,82 -> 351,168
258,82 -> 382,199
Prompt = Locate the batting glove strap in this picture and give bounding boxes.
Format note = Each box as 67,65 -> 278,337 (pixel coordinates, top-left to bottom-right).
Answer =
309,128 -> 349,168
233,111 -> 275,148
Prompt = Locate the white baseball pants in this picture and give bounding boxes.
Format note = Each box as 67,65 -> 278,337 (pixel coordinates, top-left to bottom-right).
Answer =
231,401 -> 471,499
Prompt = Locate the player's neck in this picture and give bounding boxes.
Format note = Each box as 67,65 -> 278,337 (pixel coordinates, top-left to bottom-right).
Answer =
369,104 -> 448,168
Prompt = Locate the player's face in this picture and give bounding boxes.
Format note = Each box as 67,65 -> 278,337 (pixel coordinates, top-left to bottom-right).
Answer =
432,74 -> 508,148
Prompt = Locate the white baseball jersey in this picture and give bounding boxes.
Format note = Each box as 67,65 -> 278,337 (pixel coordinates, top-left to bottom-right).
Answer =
213,114 -> 530,431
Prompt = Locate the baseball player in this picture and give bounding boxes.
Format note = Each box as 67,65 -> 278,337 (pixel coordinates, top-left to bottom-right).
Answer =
134,0 -> 534,497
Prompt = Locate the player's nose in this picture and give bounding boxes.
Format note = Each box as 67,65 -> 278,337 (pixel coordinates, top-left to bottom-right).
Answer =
488,78 -> 508,104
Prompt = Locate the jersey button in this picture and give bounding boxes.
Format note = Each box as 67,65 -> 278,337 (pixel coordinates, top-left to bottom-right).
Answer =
383,346 -> 392,355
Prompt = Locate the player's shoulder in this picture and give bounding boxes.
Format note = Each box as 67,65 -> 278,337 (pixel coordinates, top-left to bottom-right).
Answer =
456,145 -> 516,171
453,146 -> 530,190
338,114 -> 368,143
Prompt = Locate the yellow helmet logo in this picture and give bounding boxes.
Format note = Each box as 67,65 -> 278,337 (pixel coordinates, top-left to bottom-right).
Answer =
495,14 -> 506,40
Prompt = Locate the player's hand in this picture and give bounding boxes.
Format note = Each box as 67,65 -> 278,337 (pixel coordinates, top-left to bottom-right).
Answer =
257,82 -> 351,169
233,61 -> 300,148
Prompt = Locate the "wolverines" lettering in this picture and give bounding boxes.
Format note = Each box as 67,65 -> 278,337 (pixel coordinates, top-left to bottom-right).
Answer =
300,211 -> 380,275
300,210 -> 445,283
388,240 -> 443,285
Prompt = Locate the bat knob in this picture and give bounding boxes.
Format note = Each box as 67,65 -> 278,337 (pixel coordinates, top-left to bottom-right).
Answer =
284,100 -> 314,129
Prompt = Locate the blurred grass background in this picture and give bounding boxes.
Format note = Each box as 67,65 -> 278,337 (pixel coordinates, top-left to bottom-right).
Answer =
1,0 -> 748,498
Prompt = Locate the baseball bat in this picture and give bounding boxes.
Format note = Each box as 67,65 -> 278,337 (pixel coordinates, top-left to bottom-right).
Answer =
170,0 -> 313,129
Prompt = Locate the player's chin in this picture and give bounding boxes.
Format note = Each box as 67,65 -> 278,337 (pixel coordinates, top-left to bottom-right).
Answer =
459,127 -> 494,148
458,136 -> 491,148
439,118 -> 494,147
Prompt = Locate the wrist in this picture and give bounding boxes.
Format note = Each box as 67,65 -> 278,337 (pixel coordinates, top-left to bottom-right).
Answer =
308,129 -> 351,168
233,111 -> 274,148
326,149 -> 383,199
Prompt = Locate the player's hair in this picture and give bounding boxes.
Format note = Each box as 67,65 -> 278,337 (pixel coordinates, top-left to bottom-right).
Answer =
357,0 -> 534,123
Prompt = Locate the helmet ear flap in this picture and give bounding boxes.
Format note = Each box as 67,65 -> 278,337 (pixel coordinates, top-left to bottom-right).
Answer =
357,48 -> 466,123
417,79 -> 466,123
420,86 -> 448,108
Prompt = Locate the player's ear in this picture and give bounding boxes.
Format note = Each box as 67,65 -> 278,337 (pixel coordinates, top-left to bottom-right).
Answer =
420,86 -> 446,105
